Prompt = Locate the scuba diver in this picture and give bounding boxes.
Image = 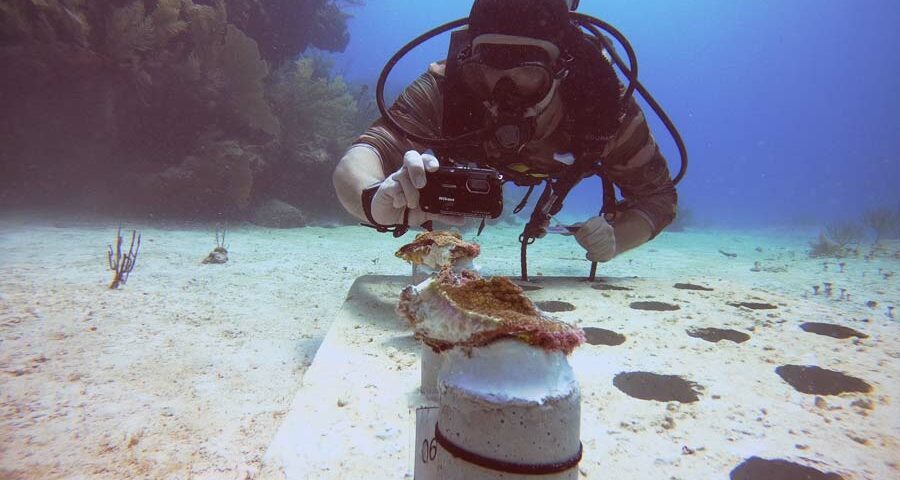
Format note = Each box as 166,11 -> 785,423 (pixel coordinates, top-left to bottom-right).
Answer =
333,0 -> 685,280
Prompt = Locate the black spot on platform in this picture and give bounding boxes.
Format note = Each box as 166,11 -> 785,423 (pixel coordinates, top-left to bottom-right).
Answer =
729,302 -> 777,310
800,322 -> 868,339
629,301 -> 680,311
730,456 -> 844,480
535,301 -> 576,312
592,283 -> 632,291
583,327 -> 626,346
613,371 -> 701,403
775,365 -> 872,395
674,283 -> 714,291
687,327 -> 750,343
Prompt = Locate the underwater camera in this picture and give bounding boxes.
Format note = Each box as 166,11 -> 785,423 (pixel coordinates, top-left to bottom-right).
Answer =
420,166 -> 503,219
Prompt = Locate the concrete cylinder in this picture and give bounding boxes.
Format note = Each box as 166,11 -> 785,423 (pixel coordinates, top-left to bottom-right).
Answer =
421,344 -> 444,400
435,339 -> 581,479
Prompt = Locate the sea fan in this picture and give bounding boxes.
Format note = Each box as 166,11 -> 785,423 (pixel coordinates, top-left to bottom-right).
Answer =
222,24 -> 280,136
150,0 -> 188,45
105,1 -> 154,63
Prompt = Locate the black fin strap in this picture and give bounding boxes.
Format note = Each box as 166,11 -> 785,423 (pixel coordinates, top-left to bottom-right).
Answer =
360,183 -> 410,237
435,423 -> 583,475
477,217 -> 486,236
513,185 -> 536,214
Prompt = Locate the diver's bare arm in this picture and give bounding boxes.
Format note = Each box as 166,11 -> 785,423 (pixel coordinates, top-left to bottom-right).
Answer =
333,145 -> 386,221
610,209 -> 654,255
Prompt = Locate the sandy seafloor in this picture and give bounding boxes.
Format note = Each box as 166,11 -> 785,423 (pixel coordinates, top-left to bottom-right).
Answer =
0,212 -> 897,479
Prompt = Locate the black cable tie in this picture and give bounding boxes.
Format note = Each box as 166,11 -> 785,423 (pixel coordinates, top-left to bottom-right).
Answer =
434,422 -> 582,475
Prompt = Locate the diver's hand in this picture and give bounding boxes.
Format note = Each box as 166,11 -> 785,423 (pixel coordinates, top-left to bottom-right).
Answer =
574,215 -> 616,262
371,151 -> 464,227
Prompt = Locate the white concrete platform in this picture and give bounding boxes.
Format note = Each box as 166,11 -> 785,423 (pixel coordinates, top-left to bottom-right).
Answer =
264,275 -> 423,479
264,274 -> 895,480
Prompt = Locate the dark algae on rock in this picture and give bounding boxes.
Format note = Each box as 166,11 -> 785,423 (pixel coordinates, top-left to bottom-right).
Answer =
673,283 -> 714,291
592,283 -> 632,291
728,302 -> 778,310
583,327 -> 626,346
613,372 -> 701,403
730,456 -> 844,480
686,327 -> 750,343
629,301 -> 680,311
535,301 -> 577,312
799,322 -> 868,339
775,365 -> 872,395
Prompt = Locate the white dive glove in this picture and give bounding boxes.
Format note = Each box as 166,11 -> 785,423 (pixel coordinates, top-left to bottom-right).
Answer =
370,150 -> 464,228
574,215 -> 616,262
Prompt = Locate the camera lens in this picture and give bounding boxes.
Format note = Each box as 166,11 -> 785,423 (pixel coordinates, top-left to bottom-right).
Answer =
466,178 -> 490,194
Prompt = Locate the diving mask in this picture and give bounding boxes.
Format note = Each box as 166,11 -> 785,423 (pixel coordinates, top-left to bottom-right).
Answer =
459,35 -> 566,105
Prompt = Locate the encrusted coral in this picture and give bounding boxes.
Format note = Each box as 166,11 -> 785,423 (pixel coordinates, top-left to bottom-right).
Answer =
397,269 -> 585,354
222,24 -> 281,136
810,221 -> 864,258
395,231 -> 481,270
223,0 -> 351,66
266,55 -> 370,217
863,207 -> 900,244
140,138 -> 262,213
270,56 -> 358,162
0,0 -> 360,217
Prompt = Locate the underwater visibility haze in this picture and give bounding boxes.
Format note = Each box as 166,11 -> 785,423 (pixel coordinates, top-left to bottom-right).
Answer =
0,1 -> 898,479
331,0 -> 900,227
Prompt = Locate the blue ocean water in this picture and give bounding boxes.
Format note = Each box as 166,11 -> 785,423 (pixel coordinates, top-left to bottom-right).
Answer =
2,4 -> 899,478
331,0 -> 900,228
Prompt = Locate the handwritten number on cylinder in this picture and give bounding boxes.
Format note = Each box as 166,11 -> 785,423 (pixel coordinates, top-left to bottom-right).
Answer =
422,438 -> 437,463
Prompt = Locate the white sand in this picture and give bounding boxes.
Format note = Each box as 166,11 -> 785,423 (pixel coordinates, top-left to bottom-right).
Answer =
1,213 -> 897,479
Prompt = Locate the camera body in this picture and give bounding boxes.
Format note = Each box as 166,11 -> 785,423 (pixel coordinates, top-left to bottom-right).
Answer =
419,166 -> 503,219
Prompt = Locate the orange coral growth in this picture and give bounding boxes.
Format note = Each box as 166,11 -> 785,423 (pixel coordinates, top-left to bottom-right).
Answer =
395,231 -> 480,267
442,276 -> 536,318
397,268 -> 584,354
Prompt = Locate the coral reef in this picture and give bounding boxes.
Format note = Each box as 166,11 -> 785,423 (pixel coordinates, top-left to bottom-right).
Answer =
810,221 -> 864,258
252,199 -> 307,228
107,226 -> 141,289
863,207 -> 900,244
265,55 -> 375,220
397,268 -> 585,354
809,233 -> 844,258
137,138 -> 264,214
223,0 -> 353,66
824,221 -> 864,247
269,56 -> 358,164
0,0 -> 365,220
221,24 -> 281,137
395,231 -> 481,270
202,223 -> 229,264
